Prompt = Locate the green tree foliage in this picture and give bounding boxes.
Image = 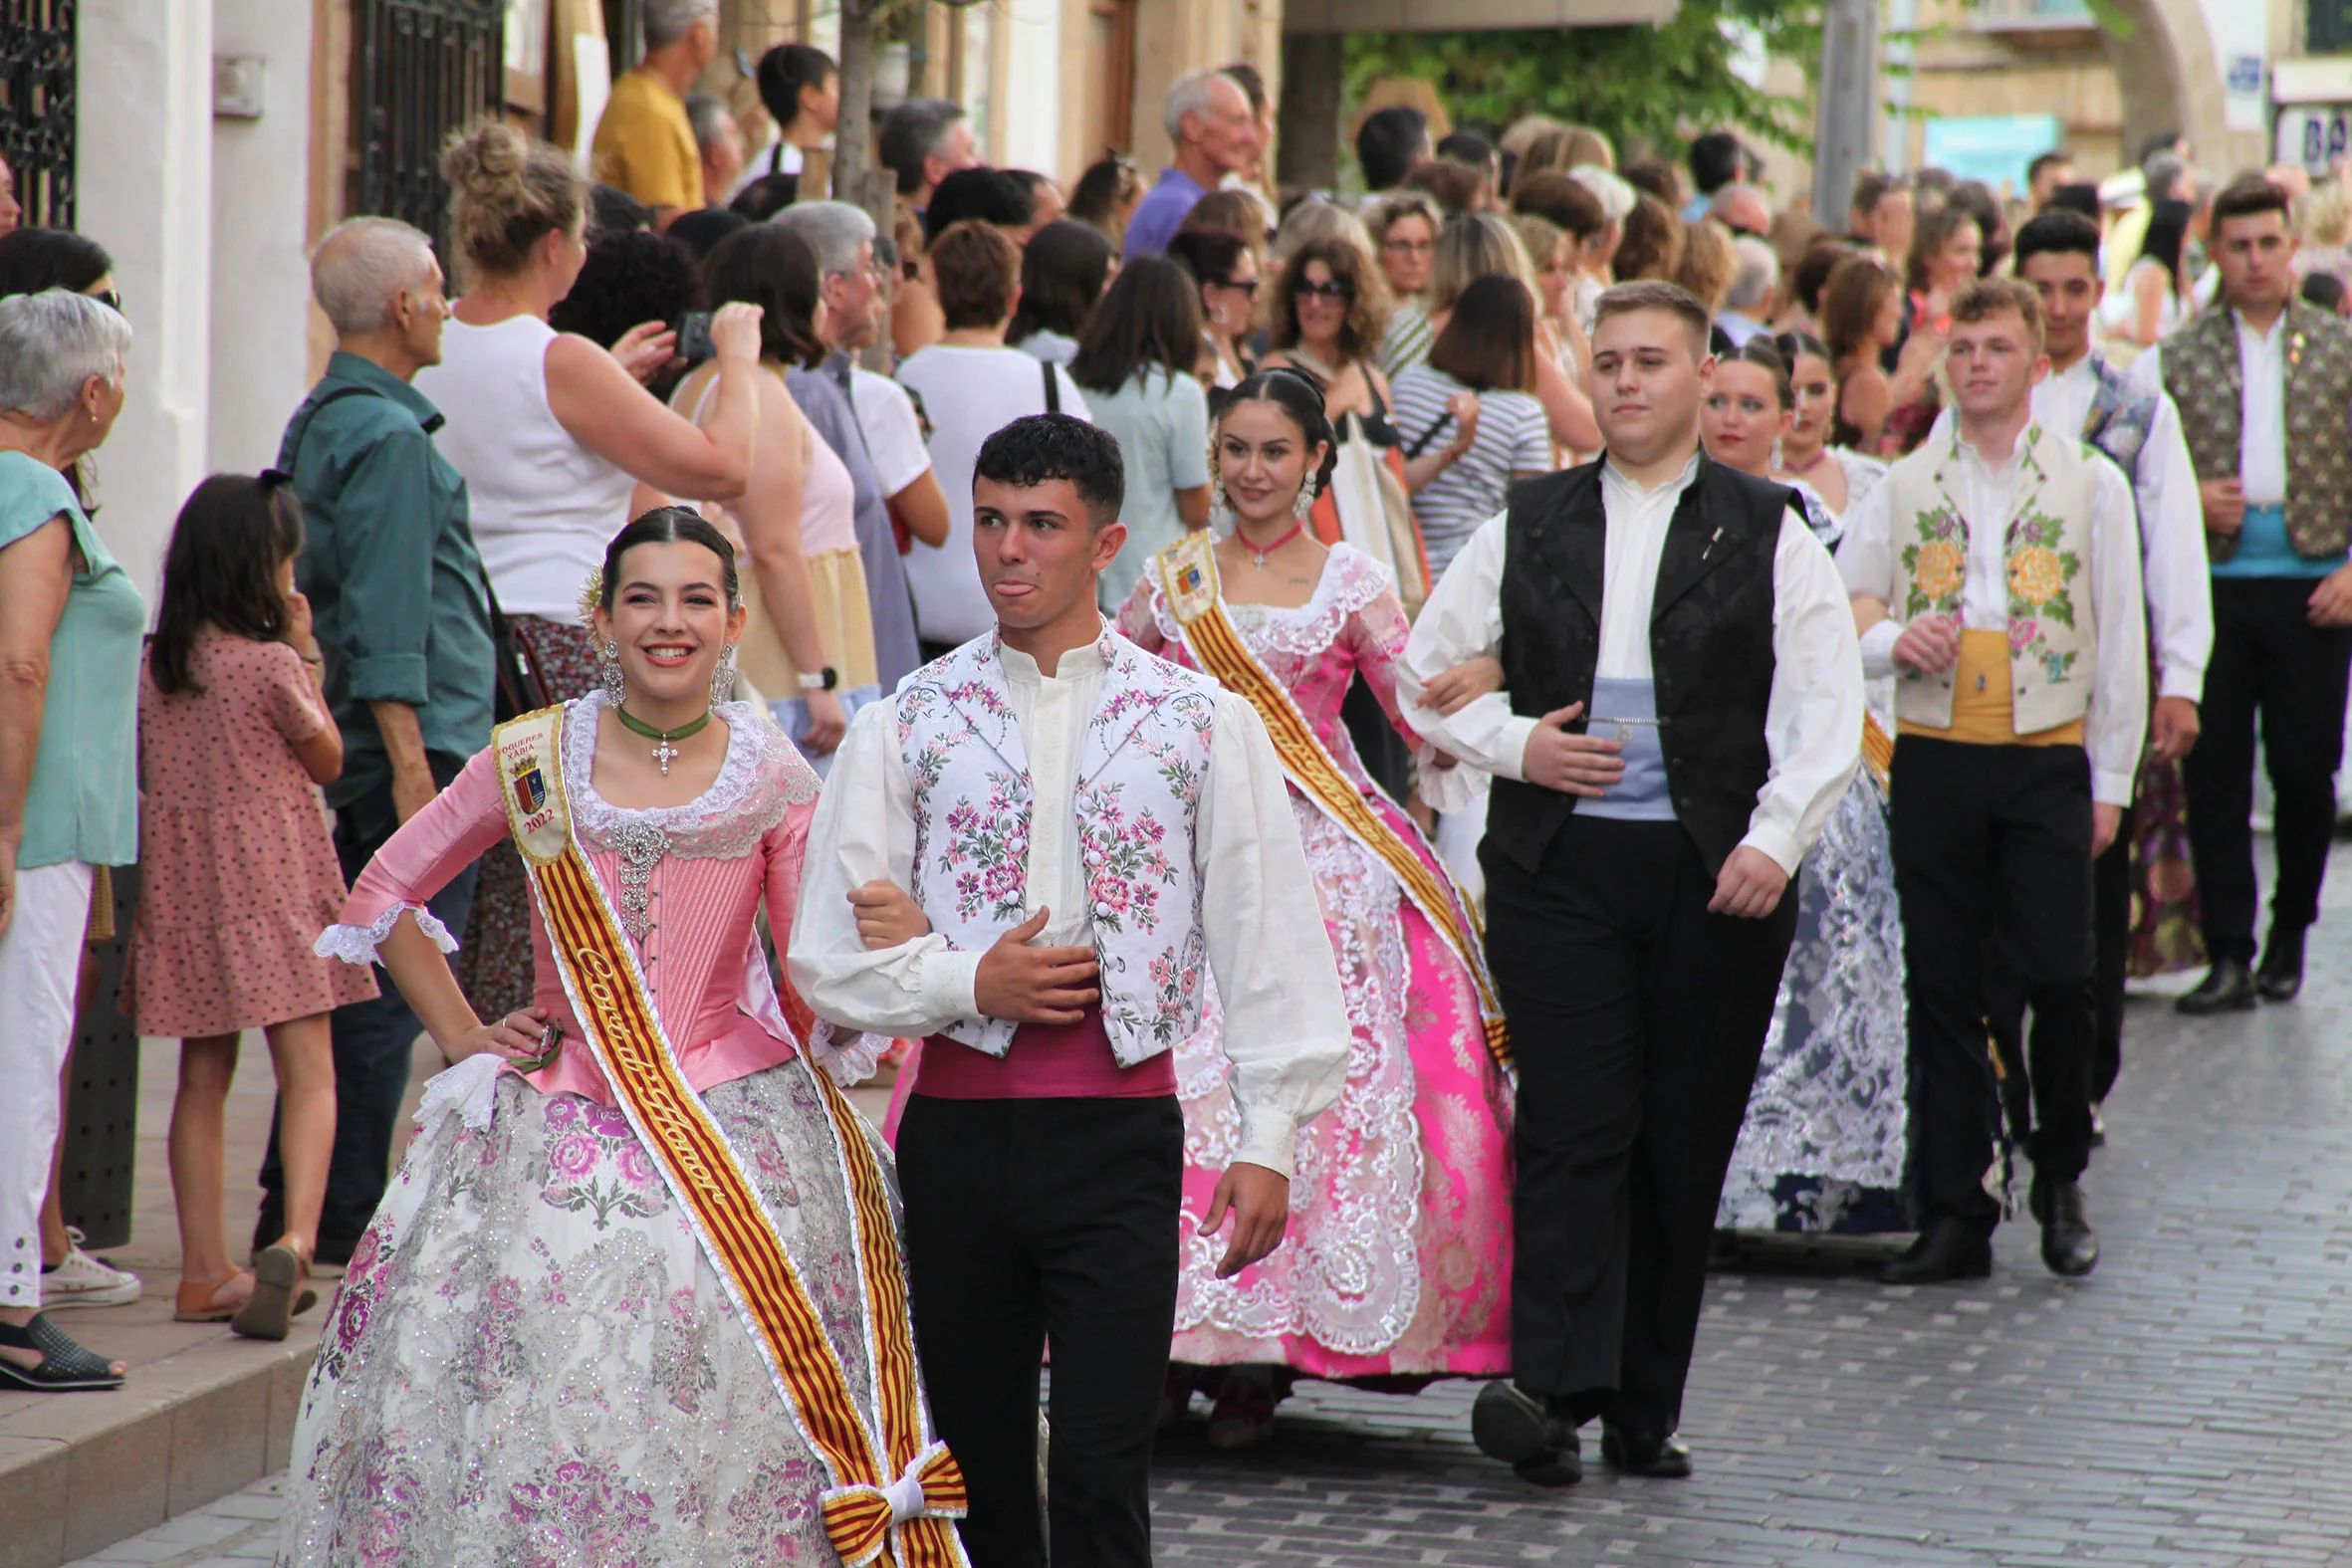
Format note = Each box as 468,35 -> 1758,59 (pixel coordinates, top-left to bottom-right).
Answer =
1341,0 -> 1821,157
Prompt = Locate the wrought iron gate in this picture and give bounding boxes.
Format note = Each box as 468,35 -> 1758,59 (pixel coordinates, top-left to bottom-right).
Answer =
0,0 -> 77,227
350,0 -> 504,260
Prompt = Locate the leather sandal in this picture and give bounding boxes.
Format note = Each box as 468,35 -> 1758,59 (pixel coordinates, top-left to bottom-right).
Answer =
174,1269 -> 255,1323
0,1312 -> 126,1392
232,1239 -> 317,1342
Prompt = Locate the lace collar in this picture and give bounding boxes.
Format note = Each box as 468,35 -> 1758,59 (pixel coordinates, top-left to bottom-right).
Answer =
564,692 -> 818,859
1161,542 -> 1393,657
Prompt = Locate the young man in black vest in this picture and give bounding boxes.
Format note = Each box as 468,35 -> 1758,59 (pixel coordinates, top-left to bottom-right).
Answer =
1400,281 -> 1863,1485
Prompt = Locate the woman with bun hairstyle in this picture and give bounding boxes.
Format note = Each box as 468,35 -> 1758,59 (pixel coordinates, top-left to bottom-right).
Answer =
1114,367 -> 1514,1451
416,121 -> 766,1018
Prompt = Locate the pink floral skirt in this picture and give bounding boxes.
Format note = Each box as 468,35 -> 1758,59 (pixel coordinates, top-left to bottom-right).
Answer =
1169,795 -> 1514,1381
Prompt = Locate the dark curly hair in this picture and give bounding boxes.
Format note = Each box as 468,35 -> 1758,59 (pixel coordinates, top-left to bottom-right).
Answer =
973,413 -> 1125,528
548,228 -> 697,349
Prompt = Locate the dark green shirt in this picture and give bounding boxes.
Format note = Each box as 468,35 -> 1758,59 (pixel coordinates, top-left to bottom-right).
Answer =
280,352 -> 495,808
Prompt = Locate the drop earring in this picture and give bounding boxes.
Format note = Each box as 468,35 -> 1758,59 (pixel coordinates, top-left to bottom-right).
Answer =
1212,475 -> 1232,514
710,645 -> 739,706
1294,477 -> 1317,520
599,640 -> 626,708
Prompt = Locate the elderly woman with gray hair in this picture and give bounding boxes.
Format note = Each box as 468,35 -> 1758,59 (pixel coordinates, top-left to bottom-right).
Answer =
0,288 -> 138,1393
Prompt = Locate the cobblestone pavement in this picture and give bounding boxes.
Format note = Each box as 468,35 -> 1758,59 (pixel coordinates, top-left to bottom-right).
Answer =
71,855 -> 2352,1568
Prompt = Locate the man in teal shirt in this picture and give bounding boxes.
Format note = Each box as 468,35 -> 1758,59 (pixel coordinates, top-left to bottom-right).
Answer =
256,217 -> 494,1262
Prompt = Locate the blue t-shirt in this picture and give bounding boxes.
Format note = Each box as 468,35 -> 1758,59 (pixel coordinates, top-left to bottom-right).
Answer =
0,451 -> 144,867
1123,167 -> 1209,260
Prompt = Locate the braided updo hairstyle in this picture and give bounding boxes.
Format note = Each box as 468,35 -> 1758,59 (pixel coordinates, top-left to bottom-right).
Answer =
1216,365 -> 1340,496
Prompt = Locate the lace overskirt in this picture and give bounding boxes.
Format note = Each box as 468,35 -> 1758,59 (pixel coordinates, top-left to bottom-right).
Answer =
279,1064 -> 882,1568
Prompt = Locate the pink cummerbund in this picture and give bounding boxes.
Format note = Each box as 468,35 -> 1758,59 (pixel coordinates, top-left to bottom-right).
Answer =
916,1006 -> 1177,1099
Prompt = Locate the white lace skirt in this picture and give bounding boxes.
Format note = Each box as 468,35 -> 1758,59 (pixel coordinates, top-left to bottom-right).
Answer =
279,1064 -> 887,1568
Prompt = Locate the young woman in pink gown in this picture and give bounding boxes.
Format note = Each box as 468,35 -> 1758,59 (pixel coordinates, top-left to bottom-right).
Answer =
1115,368 -> 1514,1448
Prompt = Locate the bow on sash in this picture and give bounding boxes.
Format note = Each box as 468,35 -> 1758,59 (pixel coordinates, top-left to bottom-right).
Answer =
493,704 -> 970,1568
822,1444 -> 971,1567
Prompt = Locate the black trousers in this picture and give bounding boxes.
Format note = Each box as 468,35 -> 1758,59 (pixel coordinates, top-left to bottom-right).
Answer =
1483,815 -> 1796,1436
2182,575 -> 2352,964
1892,739 -> 2095,1231
257,752 -> 477,1252
897,1094 -> 1183,1568
1986,803 -> 2134,1112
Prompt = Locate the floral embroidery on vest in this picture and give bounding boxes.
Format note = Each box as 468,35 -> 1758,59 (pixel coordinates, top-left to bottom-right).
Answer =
895,629 -> 1221,1063
1881,424 -> 2100,733
2005,504 -> 2081,684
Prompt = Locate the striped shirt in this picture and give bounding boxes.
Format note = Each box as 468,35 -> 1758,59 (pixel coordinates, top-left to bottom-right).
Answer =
1378,299 -> 1435,380
1391,364 -> 1552,582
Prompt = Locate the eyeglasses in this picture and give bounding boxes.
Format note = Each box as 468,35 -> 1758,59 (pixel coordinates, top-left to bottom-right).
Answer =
1294,279 -> 1353,303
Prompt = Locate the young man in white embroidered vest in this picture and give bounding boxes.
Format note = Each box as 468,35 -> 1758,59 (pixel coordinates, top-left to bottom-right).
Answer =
1840,278 -> 2148,1286
789,414 -> 1349,1567
1972,210 -> 2212,1133
2127,175 -> 2352,1013
1399,281 -> 1864,1486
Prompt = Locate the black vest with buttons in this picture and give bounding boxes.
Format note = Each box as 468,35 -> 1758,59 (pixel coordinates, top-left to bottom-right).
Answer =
1489,455 -> 1788,878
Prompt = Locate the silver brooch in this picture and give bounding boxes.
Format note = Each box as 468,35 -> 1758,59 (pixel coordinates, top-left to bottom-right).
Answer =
612,818 -> 669,943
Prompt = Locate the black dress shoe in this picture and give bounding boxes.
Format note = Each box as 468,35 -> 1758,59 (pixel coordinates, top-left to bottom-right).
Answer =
1601,1425 -> 1693,1478
2177,958 -> 2257,1014
2030,1179 -> 2099,1277
2256,929 -> 2305,1003
1471,1381 -> 1582,1485
1878,1217 -> 1993,1285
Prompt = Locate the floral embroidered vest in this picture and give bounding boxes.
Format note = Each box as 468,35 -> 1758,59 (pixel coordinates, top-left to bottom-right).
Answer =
2159,300 -> 2352,563
2078,352 -> 2158,499
893,629 -> 1221,1065
1882,422 -> 2101,734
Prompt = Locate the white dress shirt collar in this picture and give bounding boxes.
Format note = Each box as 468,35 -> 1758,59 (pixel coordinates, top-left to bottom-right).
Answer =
1601,448 -> 1703,503
997,622 -> 1113,686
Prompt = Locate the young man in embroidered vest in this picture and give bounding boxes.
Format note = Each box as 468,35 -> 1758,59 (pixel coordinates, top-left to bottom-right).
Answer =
2127,176 -> 2352,1013
1840,279 -> 2148,1286
1972,209 -> 2212,1128
1399,281 -> 1863,1486
789,414 -> 1349,1567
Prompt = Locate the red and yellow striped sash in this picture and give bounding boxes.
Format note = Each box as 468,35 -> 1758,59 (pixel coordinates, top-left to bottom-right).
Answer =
495,706 -> 967,1568
1154,537 -> 1511,1073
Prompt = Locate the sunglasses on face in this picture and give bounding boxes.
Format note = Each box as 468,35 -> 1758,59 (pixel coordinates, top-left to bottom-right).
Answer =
1213,276 -> 1260,296
1294,279 -> 1352,303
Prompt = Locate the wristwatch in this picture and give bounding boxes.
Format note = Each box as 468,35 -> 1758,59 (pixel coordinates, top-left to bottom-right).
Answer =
797,666 -> 839,692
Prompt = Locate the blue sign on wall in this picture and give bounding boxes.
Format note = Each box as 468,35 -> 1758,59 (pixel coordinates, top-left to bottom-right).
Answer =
1922,114 -> 2067,196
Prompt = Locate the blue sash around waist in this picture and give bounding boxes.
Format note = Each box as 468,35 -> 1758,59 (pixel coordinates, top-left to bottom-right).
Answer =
2211,503 -> 2341,580
1579,677 -> 1678,822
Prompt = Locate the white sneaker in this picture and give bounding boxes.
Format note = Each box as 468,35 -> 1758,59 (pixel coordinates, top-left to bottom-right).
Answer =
42,1229 -> 142,1308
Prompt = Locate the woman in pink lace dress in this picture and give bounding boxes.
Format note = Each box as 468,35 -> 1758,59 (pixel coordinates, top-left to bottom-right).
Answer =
1115,368 -> 1513,1448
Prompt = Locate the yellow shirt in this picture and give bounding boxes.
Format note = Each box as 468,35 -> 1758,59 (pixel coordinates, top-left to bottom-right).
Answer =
590,70 -> 703,213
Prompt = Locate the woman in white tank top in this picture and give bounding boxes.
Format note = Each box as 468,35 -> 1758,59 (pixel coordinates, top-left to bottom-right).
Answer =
417,122 -> 766,1016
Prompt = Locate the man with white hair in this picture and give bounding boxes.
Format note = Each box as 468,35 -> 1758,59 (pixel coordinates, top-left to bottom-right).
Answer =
253,217 -> 494,1264
681,89 -> 744,212
589,0 -> 719,229
1122,69 -> 1260,259
770,200 -> 945,689
1718,236 -> 1778,345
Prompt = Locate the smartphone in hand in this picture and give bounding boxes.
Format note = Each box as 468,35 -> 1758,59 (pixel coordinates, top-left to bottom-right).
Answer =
676,310 -> 716,366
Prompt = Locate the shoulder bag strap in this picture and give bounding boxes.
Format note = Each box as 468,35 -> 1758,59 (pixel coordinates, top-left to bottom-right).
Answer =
1041,356 -> 1060,415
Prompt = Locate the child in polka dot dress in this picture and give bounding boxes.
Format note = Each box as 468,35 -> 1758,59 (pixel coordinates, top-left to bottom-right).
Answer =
121,476 -> 375,1341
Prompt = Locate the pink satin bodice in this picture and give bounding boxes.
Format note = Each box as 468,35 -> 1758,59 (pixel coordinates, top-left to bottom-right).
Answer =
1115,542 -> 1422,793
337,697 -> 821,1105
